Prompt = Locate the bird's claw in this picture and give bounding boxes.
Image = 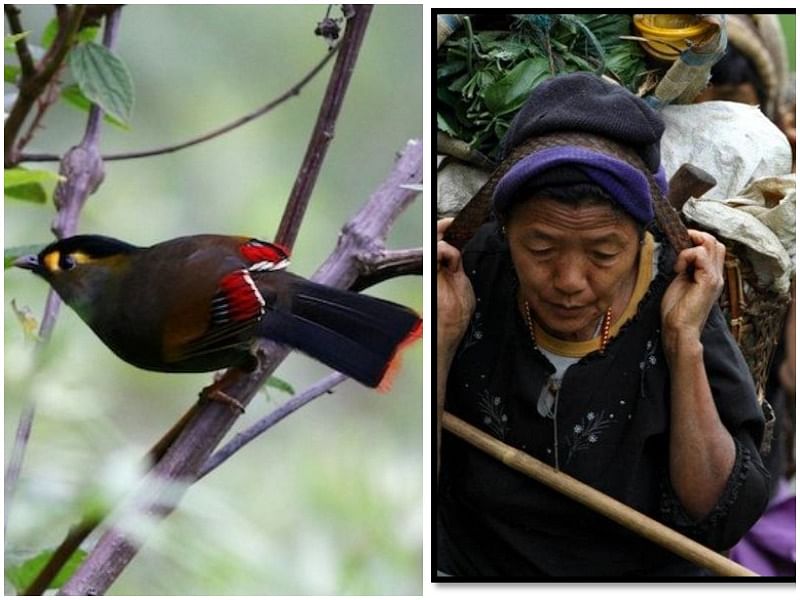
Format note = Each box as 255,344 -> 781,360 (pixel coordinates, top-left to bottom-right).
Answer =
200,384 -> 246,414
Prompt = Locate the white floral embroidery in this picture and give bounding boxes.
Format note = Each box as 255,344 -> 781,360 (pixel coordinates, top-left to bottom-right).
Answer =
477,389 -> 509,440
564,410 -> 613,464
639,337 -> 658,372
459,310 -> 484,354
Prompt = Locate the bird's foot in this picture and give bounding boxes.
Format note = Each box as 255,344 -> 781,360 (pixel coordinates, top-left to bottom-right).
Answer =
200,371 -> 246,413
202,388 -> 246,413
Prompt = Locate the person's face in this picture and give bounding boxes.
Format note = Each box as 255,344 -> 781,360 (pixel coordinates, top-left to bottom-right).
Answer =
694,83 -> 760,105
506,197 -> 641,341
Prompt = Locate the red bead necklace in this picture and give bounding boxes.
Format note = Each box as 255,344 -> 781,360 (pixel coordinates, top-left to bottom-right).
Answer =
523,300 -> 613,353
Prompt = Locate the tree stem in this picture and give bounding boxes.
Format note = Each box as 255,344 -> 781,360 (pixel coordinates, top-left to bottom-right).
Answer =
274,4 -> 373,249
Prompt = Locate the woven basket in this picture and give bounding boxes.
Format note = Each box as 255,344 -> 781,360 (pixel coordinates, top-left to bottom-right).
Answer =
716,239 -> 792,451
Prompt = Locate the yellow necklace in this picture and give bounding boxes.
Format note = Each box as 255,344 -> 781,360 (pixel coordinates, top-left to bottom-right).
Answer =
523,300 -> 613,353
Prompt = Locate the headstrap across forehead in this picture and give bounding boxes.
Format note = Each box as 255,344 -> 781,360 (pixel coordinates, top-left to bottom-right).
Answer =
442,132 -> 693,253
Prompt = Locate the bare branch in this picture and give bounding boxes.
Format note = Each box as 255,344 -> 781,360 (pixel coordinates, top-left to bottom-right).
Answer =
4,5 -> 36,78
199,372 -> 348,478
16,75 -> 63,154
18,45 -> 341,164
4,5 -> 86,166
352,247 -> 423,291
3,403 -> 35,534
275,5 -> 373,249
5,7 -> 122,590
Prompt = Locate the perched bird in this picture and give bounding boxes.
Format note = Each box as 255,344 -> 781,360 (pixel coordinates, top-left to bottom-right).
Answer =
15,234 -> 422,406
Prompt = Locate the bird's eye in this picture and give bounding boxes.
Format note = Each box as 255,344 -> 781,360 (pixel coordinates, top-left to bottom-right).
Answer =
59,254 -> 77,271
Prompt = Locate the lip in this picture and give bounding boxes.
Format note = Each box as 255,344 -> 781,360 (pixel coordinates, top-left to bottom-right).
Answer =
544,302 -> 589,317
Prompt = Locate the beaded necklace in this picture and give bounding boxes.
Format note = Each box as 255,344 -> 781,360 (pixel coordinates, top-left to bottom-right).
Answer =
523,300 -> 613,353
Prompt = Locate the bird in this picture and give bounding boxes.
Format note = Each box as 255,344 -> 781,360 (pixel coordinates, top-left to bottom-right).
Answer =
14,234 -> 422,408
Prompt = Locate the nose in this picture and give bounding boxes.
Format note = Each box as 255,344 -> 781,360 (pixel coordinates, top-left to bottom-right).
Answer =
552,256 -> 587,298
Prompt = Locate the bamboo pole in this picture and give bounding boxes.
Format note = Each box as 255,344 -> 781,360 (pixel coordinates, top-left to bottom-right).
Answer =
442,411 -> 758,577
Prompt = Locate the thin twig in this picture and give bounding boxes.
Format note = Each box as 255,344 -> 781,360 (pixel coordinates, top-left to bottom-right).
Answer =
4,5 -> 36,78
275,4 -> 373,249
17,75 -> 63,153
6,7 -> 121,592
18,45 -> 341,163
199,372 -> 348,478
3,403 -> 35,534
59,136 -> 421,595
4,4 -> 86,166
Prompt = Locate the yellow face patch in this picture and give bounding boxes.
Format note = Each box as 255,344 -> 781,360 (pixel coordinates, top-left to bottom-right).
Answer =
41,250 -> 93,272
42,251 -> 60,272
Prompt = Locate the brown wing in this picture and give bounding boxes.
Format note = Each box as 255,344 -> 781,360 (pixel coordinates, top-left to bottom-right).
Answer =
150,236 -> 285,369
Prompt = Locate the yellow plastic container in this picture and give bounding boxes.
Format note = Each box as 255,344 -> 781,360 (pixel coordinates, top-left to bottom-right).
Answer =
633,14 -> 715,61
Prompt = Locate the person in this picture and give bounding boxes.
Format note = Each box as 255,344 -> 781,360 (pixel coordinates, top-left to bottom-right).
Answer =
436,73 -> 771,577
693,14 -> 795,171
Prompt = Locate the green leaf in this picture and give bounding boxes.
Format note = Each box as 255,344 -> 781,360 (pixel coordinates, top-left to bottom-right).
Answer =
41,18 -> 59,49
4,167 -> 62,203
437,111 -> 459,137
437,60 -> 466,80
4,32 -> 29,52
5,64 -> 20,83
4,182 -> 47,203
61,84 -> 131,130
42,18 -> 100,49
481,57 -> 550,115
69,41 -> 134,124
4,167 -> 62,188
265,376 -> 295,396
5,548 -> 88,592
5,244 -> 46,269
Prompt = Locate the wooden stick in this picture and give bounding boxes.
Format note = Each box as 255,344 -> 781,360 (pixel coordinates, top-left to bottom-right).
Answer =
442,412 -> 757,577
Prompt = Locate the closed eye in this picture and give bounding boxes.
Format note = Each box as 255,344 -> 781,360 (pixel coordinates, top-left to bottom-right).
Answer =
529,247 -> 554,258
592,251 -> 619,263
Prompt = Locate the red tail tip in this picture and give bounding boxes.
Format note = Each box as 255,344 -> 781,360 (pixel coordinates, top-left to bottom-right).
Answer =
377,319 -> 422,393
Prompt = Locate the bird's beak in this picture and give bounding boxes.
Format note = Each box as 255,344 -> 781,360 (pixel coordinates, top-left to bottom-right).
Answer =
14,254 -> 41,272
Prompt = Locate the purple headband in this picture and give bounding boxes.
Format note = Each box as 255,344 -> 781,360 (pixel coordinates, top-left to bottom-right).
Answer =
493,146 -> 667,225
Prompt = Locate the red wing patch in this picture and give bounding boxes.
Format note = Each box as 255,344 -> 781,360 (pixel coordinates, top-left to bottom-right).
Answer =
240,239 -> 290,272
212,269 -> 266,325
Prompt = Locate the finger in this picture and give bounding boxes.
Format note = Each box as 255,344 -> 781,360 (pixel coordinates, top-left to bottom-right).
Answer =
686,229 -> 720,251
685,230 -> 726,267
438,240 -> 462,273
437,218 -> 455,241
674,246 -> 724,288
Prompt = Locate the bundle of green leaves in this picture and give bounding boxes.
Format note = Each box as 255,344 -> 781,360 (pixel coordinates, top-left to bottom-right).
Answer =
437,14 -> 649,159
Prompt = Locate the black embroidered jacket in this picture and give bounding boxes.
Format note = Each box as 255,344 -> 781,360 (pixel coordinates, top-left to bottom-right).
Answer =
437,222 -> 770,578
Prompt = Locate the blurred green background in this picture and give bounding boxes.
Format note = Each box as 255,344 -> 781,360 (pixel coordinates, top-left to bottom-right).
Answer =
779,14 -> 795,69
5,5 -> 421,595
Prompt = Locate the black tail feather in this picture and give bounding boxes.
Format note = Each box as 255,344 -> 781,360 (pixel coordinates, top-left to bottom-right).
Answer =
258,280 -> 421,388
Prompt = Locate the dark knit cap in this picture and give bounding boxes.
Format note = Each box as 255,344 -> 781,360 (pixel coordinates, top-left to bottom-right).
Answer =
498,72 -> 665,172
